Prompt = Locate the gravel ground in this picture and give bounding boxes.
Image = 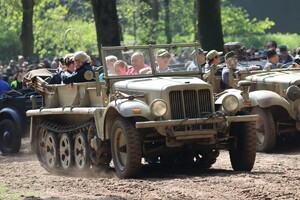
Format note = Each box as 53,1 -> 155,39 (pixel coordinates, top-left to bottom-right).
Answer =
1,137 -> 300,200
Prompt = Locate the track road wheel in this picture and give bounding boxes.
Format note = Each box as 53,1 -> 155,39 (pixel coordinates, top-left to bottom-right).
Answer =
0,119 -> 21,155
36,127 -> 48,166
74,132 -> 90,170
44,132 -> 59,170
251,107 -> 276,152
111,117 -> 142,179
229,121 -> 256,172
59,133 -> 74,170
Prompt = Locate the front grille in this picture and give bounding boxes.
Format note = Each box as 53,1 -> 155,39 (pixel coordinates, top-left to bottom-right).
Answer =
169,89 -> 213,131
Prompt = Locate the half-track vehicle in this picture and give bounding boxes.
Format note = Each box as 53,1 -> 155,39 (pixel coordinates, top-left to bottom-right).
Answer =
0,89 -> 42,154
27,44 -> 258,178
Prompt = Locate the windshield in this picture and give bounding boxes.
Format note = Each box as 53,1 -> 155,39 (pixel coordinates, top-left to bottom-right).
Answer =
100,44 -> 202,80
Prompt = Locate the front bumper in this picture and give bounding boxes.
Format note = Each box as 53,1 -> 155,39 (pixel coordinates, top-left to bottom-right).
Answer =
135,114 -> 259,129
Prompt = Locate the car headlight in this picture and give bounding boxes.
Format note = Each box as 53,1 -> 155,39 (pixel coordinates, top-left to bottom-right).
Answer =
222,95 -> 239,113
150,99 -> 168,117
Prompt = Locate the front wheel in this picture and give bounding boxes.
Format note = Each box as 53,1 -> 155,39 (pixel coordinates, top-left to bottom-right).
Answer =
251,107 -> 276,152
111,117 -> 142,179
229,120 -> 256,172
0,119 -> 21,155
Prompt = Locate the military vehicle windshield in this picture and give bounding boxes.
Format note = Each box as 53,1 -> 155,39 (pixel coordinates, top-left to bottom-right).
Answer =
100,44 -> 202,80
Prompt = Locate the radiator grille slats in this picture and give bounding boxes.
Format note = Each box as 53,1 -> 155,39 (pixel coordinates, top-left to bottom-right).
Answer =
170,89 -> 213,131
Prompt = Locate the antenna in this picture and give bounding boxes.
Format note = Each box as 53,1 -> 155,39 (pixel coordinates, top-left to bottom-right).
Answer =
63,28 -> 83,54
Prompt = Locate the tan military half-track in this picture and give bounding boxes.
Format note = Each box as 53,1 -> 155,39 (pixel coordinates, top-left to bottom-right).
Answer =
27,44 -> 258,178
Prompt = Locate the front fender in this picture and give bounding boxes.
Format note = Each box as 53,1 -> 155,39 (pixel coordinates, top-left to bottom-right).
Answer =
106,99 -> 152,119
215,89 -> 258,110
249,90 -> 291,111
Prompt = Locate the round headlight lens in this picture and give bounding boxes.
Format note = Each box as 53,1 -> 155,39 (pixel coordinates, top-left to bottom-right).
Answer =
222,95 -> 239,113
150,99 -> 168,117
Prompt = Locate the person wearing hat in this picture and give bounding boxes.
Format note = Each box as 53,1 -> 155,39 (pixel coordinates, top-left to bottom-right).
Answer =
279,45 -> 294,64
221,51 -> 239,89
155,49 -> 173,73
222,51 -> 259,89
205,50 -> 222,71
186,48 -> 207,71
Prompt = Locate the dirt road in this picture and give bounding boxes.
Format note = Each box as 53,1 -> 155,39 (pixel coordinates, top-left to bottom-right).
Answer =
1,138 -> 300,200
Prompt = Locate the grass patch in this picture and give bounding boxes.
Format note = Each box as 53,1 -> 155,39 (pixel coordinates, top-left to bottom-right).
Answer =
0,184 -> 40,200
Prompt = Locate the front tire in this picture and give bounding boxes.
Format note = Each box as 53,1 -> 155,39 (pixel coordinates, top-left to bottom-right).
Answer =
251,107 -> 276,152
0,119 -> 21,155
111,117 -> 142,179
229,120 -> 256,172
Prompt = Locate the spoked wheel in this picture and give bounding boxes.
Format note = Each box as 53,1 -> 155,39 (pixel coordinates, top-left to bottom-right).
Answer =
74,132 -> 90,170
251,107 -> 276,152
36,127 -> 48,165
59,133 -> 74,170
0,119 -> 21,155
44,132 -> 59,170
111,117 -> 142,179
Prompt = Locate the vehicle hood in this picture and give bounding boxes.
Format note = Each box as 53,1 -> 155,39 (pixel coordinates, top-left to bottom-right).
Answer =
244,70 -> 300,85
113,76 -> 211,93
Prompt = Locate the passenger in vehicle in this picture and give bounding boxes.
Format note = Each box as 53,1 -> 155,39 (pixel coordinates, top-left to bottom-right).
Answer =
49,53 -> 75,84
155,49 -> 173,73
222,51 -> 259,89
99,55 -> 117,81
126,52 -> 150,75
186,48 -> 207,71
114,60 -> 128,75
203,50 -> 222,80
62,51 -> 95,84
279,45 -> 294,64
264,49 -> 282,70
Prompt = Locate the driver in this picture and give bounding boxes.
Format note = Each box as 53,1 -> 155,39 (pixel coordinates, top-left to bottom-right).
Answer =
155,49 -> 173,73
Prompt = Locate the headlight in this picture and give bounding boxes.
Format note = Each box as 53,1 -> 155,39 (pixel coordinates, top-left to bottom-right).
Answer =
150,99 -> 168,117
222,95 -> 239,113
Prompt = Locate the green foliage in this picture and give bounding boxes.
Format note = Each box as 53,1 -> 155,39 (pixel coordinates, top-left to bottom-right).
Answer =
226,33 -> 300,51
0,0 -> 293,64
221,0 -> 274,37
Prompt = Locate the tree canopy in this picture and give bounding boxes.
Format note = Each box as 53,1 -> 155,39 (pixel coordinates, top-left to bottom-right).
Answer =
0,0 -> 274,64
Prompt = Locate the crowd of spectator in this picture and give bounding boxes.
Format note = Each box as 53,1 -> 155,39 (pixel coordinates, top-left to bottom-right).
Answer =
1,40 -> 300,95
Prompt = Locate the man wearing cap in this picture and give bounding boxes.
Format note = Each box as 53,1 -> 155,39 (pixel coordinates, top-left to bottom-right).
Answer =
155,49 -> 173,73
279,45 -> 294,64
202,50 -> 222,81
222,51 -> 258,89
186,48 -> 207,71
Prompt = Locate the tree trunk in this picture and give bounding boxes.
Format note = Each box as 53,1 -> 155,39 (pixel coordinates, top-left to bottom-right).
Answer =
164,0 -> 171,44
91,0 -> 120,58
20,0 -> 34,59
197,0 -> 224,51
